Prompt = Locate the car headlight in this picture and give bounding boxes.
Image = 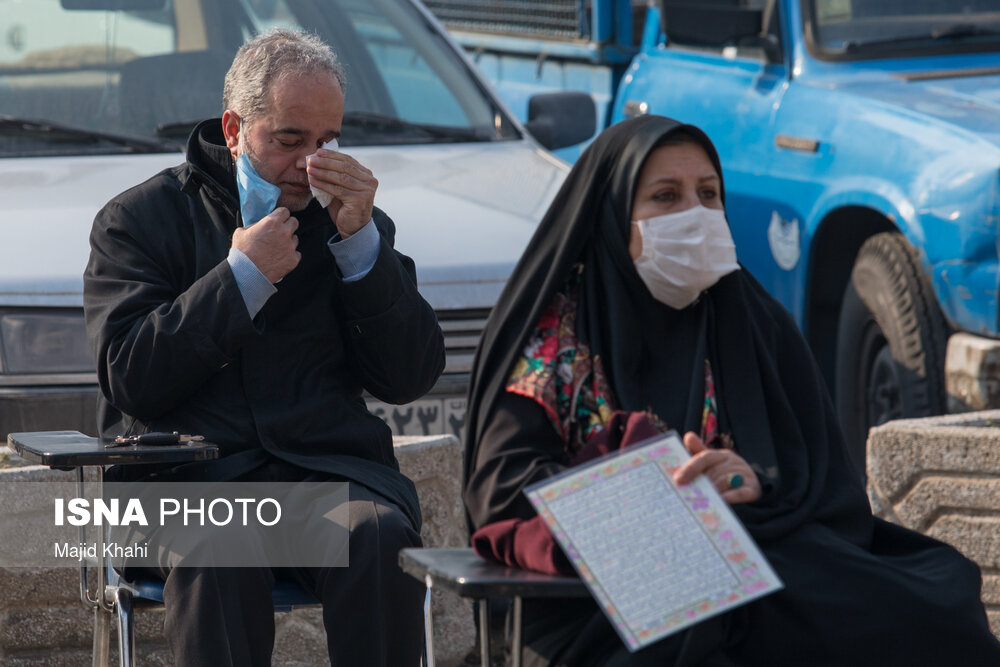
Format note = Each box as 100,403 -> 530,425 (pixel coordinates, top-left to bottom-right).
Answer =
0,310 -> 94,374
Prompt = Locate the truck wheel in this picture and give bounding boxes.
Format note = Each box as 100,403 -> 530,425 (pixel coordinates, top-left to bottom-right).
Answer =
835,232 -> 948,479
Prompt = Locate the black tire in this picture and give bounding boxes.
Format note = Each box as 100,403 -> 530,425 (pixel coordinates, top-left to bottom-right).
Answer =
835,232 -> 948,479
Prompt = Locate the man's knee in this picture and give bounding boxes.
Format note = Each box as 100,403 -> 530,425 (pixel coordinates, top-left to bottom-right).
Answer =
349,489 -> 422,559
155,521 -> 270,569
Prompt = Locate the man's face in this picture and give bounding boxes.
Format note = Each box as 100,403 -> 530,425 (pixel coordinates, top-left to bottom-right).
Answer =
226,71 -> 344,212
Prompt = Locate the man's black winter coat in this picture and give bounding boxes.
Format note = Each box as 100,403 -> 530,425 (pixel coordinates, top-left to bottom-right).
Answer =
83,119 -> 445,523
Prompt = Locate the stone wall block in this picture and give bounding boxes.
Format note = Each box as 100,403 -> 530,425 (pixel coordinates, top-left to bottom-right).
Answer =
133,607 -> 167,644
273,607 -> 329,667
867,411 -> 1000,640
891,477 -> 1000,531
0,648 -> 95,666
868,411 -> 1000,501
394,435 -> 467,546
984,574 -> 1000,606
986,576 -> 1000,639
0,568 -> 79,608
926,516 -> 1000,572
0,606 -> 92,652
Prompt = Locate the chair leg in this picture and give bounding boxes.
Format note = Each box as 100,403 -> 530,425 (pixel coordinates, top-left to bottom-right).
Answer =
115,588 -> 135,667
510,597 -> 523,667
422,575 -> 435,667
92,605 -> 112,667
477,599 -> 492,667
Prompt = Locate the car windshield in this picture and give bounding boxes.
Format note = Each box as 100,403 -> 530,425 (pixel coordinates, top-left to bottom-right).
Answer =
0,0 -> 517,157
808,0 -> 1000,58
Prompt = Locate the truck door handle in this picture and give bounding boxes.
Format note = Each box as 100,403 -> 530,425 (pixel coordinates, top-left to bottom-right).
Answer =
623,100 -> 649,118
775,134 -> 820,153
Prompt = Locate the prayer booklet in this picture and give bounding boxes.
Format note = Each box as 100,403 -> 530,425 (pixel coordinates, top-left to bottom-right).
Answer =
524,431 -> 782,652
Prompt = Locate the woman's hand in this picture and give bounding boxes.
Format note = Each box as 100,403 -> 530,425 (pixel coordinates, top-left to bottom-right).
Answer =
672,432 -> 761,505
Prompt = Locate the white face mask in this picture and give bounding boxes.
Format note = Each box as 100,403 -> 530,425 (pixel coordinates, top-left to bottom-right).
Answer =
631,205 -> 739,309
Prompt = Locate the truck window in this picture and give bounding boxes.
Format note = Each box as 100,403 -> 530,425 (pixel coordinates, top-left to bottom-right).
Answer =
660,0 -> 782,63
1,0 -> 179,153
0,0 -> 176,65
806,0 -> 1000,59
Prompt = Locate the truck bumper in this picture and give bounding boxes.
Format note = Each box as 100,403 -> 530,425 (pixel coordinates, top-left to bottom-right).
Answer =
946,333 -> 1000,412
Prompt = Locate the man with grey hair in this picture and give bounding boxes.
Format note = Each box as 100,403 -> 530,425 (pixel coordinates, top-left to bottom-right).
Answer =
84,29 -> 444,665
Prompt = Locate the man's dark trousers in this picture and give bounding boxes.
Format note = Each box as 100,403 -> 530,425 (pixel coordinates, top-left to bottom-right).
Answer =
146,464 -> 424,666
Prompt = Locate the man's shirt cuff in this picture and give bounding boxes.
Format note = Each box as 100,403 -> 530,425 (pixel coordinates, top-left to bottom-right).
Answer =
328,217 -> 378,282
227,247 -> 277,318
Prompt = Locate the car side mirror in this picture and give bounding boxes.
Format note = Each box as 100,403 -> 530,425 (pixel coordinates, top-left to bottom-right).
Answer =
524,91 -> 596,151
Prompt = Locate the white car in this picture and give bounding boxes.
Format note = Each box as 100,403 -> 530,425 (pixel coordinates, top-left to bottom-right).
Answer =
0,0 -> 588,440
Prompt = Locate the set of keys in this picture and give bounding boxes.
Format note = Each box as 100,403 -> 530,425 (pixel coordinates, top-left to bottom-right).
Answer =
106,432 -> 205,448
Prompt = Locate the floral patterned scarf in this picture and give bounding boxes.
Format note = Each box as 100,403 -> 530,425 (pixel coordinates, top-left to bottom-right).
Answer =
506,269 -> 732,455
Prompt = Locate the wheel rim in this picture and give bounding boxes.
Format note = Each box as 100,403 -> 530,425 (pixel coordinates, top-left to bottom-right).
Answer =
866,343 -> 903,429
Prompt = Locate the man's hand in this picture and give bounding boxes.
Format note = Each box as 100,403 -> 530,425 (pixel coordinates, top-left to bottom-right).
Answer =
231,207 -> 300,283
672,432 -> 761,505
305,149 -> 377,238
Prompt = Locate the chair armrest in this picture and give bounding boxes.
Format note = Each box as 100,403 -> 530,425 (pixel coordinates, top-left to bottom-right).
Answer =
399,547 -> 589,599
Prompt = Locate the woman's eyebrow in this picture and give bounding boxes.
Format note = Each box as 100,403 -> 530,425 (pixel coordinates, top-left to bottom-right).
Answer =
641,173 -> 719,188
641,176 -> 680,188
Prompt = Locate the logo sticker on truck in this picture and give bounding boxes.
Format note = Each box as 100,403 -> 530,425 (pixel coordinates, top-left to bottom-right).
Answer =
767,211 -> 800,271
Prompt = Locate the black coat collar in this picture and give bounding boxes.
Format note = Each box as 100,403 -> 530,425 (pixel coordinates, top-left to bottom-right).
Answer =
185,118 -> 239,203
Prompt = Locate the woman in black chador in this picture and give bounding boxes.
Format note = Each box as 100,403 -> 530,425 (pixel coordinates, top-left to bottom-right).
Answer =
463,115 -> 1000,666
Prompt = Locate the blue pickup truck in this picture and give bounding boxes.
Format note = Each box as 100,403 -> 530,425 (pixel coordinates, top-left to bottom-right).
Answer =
430,0 -> 1000,469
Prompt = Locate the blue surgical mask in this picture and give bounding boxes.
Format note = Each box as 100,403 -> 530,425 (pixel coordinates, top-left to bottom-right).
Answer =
235,123 -> 281,226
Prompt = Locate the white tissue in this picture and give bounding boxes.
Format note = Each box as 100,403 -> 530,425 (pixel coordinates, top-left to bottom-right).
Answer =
308,138 -> 339,208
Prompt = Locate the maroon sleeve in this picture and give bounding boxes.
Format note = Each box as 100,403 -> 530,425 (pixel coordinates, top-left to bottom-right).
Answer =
470,407 -> 667,575
471,516 -> 575,576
